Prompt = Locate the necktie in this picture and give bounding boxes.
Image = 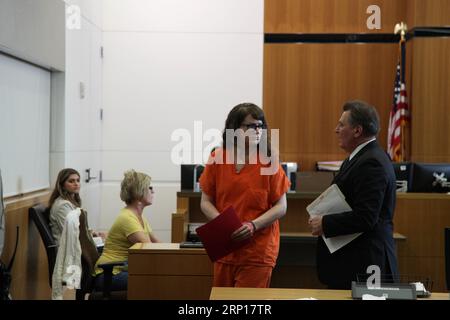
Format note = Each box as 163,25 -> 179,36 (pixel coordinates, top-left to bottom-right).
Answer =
339,158 -> 350,173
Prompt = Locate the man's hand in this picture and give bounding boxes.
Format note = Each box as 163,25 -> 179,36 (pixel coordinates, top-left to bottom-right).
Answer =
308,216 -> 324,236
231,222 -> 255,242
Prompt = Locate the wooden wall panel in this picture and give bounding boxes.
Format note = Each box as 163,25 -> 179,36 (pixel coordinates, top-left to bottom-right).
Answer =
263,43 -> 399,170
265,0 -> 407,33
1,191 -> 51,299
410,38 -> 450,163
394,195 -> 450,292
265,0 -> 450,33
407,0 -> 450,28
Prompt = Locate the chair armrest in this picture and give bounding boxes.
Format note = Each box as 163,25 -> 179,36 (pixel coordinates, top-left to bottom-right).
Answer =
97,261 -> 127,270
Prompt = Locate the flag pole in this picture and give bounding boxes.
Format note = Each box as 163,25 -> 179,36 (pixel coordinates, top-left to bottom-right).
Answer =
394,22 -> 408,162
394,22 -> 407,42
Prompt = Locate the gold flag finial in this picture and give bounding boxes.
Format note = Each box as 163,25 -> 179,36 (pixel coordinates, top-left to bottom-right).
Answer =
394,22 -> 408,41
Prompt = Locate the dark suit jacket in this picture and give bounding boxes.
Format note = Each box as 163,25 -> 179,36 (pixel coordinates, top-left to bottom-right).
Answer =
316,141 -> 399,289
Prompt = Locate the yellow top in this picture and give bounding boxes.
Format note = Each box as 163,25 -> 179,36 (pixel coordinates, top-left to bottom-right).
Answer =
95,208 -> 152,275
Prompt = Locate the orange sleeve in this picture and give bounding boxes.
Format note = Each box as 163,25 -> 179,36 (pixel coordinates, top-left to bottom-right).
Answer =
269,165 -> 290,204
199,155 -> 216,199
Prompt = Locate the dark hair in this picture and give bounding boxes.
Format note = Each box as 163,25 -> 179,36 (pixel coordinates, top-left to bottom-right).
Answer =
48,168 -> 81,209
222,102 -> 271,156
343,100 -> 380,137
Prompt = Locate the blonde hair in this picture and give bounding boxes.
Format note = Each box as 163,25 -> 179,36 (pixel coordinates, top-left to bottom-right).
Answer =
120,170 -> 151,205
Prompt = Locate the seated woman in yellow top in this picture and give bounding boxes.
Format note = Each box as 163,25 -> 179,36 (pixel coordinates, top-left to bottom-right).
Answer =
94,169 -> 159,291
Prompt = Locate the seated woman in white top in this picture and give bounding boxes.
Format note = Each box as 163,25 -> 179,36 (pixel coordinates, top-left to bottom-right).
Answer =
48,168 -> 104,245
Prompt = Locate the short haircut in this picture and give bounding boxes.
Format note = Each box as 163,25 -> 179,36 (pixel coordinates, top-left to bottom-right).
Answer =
343,100 -> 380,137
120,170 -> 151,205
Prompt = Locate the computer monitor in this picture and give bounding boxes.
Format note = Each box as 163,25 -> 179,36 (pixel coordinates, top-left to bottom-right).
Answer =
295,171 -> 334,193
392,162 -> 413,192
180,164 -> 204,191
410,163 -> 450,193
281,162 -> 298,191
445,228 -> 450,291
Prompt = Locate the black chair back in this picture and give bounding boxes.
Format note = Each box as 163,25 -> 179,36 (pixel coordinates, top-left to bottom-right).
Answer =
445,227 -> 450,291
29,204 -> 57,287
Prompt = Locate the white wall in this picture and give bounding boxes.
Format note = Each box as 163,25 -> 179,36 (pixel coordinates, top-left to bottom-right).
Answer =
0,0 -> 65,70
0,0 -> 64,198
0,54 -> 51,197
101,0 -> 264,241
50,0 -> 104,229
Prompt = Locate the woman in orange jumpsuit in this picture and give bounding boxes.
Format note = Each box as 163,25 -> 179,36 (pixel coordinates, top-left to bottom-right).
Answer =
199,102 -> 290,288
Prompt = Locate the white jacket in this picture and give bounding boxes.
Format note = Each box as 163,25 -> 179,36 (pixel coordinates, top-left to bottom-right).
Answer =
51,208 -> 82,300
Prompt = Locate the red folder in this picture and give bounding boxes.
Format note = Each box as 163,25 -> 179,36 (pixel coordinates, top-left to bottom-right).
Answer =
196,206 -> 250,262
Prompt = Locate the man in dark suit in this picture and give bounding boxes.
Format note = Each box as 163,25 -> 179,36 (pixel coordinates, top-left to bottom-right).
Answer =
309,100 -> 399,289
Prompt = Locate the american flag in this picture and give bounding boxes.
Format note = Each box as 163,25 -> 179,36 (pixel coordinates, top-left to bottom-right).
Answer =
387,41 -> 410,162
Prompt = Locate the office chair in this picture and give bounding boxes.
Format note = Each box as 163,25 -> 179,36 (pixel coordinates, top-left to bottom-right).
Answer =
28,204 -> 57,288
445,228 -> 450,291
0,226 -> 19,300
78,209 -> 127,300
29,204 -> 126,299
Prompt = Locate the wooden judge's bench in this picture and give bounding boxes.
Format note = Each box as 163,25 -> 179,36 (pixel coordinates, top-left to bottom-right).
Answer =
172,191 -> 450,293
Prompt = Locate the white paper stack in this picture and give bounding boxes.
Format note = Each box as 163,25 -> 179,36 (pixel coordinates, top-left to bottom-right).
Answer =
316,161 -> 343,172
362,294 -> 386,300
307,184 -> 362,253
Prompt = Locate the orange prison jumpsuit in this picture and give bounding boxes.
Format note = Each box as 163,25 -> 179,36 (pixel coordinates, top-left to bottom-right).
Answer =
199,148 -> 290,287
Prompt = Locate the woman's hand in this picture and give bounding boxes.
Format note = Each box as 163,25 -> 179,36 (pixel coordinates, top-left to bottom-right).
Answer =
230,221 -> 256,242
92,231 -> 107,241
97,231 -> 107,241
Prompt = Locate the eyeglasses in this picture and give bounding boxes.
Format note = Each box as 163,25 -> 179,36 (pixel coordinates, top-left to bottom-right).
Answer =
241,123 -> 264,130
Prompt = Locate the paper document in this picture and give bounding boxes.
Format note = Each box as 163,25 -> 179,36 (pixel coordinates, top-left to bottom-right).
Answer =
92,236 -> 104,247
362,294 -> 386,300
307,184 -> 362,253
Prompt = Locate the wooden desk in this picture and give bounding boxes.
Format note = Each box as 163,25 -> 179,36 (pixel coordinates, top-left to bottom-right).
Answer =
209,287 -> 450,300
174,191 -> 450,291
394,193 -> 450,292
128,243 -> 213,300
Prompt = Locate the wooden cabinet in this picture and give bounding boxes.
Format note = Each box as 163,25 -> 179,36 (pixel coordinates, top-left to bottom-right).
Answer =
393,193 -> 450,292
128,243 -> 213,300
